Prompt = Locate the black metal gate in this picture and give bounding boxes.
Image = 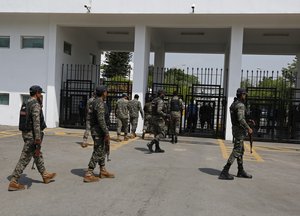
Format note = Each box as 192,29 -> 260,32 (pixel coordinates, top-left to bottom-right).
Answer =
242,69 -> 300,143
59,64 -> 100,128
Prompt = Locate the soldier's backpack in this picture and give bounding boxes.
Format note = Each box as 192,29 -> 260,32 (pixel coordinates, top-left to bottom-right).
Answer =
170,98 -> 180,112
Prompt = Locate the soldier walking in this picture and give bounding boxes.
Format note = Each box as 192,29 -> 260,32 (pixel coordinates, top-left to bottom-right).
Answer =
8,85 -> 56,191
115,93 -> 130,142
146,89 -> 168,153
219,88 -> 253,180
168,91 -> 183,144
83,86 -> 114,183
142,95 -> 152,139
128,94 -> 144,138
81,92 -> 96,148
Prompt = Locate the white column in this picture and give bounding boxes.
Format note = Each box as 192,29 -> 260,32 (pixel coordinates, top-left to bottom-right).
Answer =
223,46 -> 230,95
133,25 -> 151,134
225,25 -> 244,141
153,48 -> 165,84
45,22 -> 59,128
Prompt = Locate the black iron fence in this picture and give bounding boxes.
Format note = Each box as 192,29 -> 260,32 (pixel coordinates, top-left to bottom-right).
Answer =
241,70 -> 300,143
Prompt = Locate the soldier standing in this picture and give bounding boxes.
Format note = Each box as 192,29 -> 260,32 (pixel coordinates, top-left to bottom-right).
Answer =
146,89 -> 168,153
8,85 -> 56,191
128,94 -> 144,138
219,88 -> 253,180
81,92 -> 96,148
83,86 -> 114,183
142,95 -> 152,139
115,93 -> 129,142
168,91 -> 183,144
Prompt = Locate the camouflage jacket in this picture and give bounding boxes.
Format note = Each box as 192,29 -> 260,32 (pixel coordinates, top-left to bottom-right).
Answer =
230,98 -> 250,130
86,96 -> 95,121
144,102 -> 152,116
90,97 -> 109,136
152,97 -> 167,118
115,98 -> 129,119
23,97 -> 44,140
128,99 -> 144,118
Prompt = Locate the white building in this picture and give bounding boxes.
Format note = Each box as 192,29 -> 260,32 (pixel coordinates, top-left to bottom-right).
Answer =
1,0 -> 300,140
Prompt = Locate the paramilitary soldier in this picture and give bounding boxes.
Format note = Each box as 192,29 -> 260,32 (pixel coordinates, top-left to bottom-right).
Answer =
8,85 -> 56,191
82,91 -> 96,148
115,93 -> 129,142
142,95 -> 152,139
128,94 -> 144,138
146,89 -> 168,153
168,91 -> 183,144
219,88 -> 253,180
83,86 -> 115,183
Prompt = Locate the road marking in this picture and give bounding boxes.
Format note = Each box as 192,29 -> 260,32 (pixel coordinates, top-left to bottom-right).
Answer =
218,139 -> 229,159
0,131 -> 20,138
217,139 -> 264,162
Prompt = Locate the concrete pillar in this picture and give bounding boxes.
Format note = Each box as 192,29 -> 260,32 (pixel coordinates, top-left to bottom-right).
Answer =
132,25 -> 151,134
225,25 -> 244,141
223,46 -> 230,95
153,48 -> 165,84
45,22 -> 59,128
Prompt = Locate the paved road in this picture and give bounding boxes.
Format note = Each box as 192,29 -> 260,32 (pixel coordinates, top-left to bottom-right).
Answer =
0,126 -> 300,216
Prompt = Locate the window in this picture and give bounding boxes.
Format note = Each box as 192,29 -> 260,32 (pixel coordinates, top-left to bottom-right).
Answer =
0,36 -> 10,48
21,36 -> 44,48
89,53 -> 96,64
0,93 -> 9,105
21,94 -> 30,103
64,41 -> 72,55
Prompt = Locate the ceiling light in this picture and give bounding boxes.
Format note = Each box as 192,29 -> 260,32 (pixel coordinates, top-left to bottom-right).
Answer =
263,33 -> 289,37
180,32 -> 205,36
106,31 -> 129,35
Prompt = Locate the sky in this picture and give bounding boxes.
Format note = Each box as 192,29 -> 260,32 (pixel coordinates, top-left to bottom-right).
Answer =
150,53 -> 295,72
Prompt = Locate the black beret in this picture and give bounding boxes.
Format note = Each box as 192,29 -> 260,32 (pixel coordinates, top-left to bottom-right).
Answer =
29,85 -> 45,94
236,88 -> 247,95
95,85 -> 107,95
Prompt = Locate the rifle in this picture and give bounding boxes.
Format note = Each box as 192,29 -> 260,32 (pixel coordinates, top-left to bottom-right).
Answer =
31,132 -> 44,170
248,120 -> 255,154
105,136 -> 111,162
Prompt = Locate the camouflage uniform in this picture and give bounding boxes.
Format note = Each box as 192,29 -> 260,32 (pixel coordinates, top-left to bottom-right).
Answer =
143,101 -> 152,132
168,95 -> 183,140
11,98 -> 47,180
128,99 -> 144,134
88,97 -> 109,169
83,96 -> 95,143
115,97 -> 129,136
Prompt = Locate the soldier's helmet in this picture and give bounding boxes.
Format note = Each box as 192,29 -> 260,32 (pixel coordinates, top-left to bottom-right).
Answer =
29,85 -> 45,94
236,88 -> 247,95
95,85 -> 107,96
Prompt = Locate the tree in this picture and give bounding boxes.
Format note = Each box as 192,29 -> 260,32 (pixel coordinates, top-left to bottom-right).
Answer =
102,52 -> 132,78
281,57 -> 298,87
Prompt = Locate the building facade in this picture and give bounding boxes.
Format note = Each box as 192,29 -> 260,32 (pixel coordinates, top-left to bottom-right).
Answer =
1,0 -> 300,140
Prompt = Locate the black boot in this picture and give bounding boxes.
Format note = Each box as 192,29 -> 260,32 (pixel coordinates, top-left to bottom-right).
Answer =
170,135 -> 175,144
147,140 -> 155,153
237,164 -> 252,179
219,163 -> 234,180
155,140 -> 165,153
174,135 -> 178,143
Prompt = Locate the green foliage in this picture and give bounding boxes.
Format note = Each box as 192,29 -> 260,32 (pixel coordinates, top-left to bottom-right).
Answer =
281,57 -> 298,87
102,52 -> 132,78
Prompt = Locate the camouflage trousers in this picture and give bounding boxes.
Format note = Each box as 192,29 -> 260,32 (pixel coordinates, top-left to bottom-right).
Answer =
151,117 -> 165,141
130,117 -> 139,133
83,119 -> 91,141
169,112 -> 181,135
12,132 -> 46,180
143,115 -> 152,132
117,118 -> 128,135
227,138 -> 245,165
88,135 -> 106,169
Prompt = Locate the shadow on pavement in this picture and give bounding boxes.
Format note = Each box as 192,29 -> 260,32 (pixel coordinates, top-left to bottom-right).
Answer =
134,147 -> 152,154
71,168 -> 87,178
7,174 -> 43,189
198,168 -> 221,176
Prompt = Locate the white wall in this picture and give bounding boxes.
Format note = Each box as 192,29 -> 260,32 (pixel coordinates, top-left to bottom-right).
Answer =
0,15 -> 49,126
0,0 -> 300,14
0,14 -> 100,127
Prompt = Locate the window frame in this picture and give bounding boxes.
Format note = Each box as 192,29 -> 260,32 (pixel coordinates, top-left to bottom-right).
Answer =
21,36 -> 44,49
64,41 -> 72,55
0,36 -> 10,48
0,93 -> 10,105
